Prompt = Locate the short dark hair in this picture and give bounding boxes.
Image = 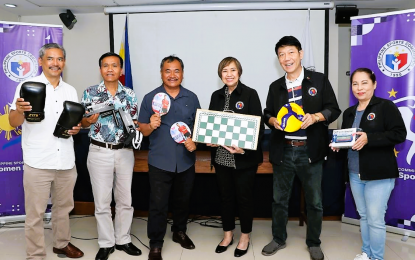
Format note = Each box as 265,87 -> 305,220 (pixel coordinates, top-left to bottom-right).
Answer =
275,36 -> 302,55
217,57 -> 243,78
160,55 -> 184,71
99,52 -> 123,69
350,68 -> 376,84
39,43 -> 66,59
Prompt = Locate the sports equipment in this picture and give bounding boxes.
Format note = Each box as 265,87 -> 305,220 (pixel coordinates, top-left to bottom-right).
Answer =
20,81 -> 46,122
192,109 -> 261,150
53,101 -> 85,138
171,122 -> 191,143
118,107 -> 143,149
276,103 -> 305,132
152,92 -> 170,116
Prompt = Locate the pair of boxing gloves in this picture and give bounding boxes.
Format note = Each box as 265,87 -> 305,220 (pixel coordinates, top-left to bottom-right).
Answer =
20,81 -> 84,139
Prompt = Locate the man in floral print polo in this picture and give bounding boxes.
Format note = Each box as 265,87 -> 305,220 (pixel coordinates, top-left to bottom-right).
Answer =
81,52 -> 141,260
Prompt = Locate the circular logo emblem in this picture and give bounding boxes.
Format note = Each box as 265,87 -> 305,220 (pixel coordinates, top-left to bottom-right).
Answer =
308,87 -> 317,96
367,113 -> 376,120
3,50 -> 38,82
377,40 -> 415,77
235,101 -> 244,109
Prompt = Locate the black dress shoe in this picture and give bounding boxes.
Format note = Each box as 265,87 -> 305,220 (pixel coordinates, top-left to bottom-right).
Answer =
148,247 -> 162,260
215,237 -> 234,253
172,231 -> 195,249
115,242 -> 142,256
234,243 -> 249,257
95,246 -> 114,260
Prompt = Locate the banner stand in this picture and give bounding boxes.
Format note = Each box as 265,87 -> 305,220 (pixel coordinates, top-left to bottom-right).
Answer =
346,8 -> 415,239
342,215 -> 415,241
0,213 -> 51,225
0,21 -> 62,224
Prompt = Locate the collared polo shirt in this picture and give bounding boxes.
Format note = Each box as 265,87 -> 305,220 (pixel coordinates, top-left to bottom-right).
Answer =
10,73 -> 79,170
138,85 -> 200,173
81,81 -> 138,144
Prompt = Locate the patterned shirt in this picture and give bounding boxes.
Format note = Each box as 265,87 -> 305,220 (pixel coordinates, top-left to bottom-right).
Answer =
81,81 -> 138,144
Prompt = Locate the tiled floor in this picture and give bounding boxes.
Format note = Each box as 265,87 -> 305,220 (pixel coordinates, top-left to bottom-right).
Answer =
1,216 -> 414,260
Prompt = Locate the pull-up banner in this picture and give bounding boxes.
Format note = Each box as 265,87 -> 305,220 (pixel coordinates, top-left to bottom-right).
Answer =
346,9 -> 415,231
0,21 -> 62,217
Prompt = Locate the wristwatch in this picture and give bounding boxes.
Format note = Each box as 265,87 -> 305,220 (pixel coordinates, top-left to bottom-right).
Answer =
314,114 -> 320,123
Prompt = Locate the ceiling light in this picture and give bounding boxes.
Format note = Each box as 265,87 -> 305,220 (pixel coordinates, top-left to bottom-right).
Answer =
4,3 -> 17,8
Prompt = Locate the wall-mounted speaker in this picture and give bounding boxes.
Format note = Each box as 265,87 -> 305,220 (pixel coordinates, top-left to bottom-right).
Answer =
335,5 -> 359,24
59,10 -> 77,30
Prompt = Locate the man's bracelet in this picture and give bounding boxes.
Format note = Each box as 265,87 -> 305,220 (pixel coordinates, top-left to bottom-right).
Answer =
314,114 -> 320,123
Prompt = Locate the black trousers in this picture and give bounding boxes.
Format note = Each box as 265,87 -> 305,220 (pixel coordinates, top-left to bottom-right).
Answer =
147,164 -> 195,248
215,164 -> 257,234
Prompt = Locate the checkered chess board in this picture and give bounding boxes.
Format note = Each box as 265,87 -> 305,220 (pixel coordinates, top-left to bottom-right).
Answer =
192,109 -> 261,150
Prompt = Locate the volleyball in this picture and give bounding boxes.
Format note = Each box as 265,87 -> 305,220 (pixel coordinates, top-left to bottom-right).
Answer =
276,103 -> 305,132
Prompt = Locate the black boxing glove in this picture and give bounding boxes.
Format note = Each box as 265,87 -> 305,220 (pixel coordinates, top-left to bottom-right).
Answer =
53,101 -> 85,139
20,81 -> 46,122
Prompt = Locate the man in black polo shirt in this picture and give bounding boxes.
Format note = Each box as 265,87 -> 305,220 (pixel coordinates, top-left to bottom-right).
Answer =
262,36 -> 340,260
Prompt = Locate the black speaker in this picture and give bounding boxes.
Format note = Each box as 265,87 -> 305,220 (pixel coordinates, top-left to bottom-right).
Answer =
59,10 -> 77,30
335,5 -> 359,24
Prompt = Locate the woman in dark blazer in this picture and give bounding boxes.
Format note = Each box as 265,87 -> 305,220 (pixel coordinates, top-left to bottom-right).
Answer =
332,68 -> 406,260
207,57 -> 264,257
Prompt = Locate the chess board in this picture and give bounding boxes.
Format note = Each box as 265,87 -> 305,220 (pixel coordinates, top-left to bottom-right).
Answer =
192,109 -> 261,150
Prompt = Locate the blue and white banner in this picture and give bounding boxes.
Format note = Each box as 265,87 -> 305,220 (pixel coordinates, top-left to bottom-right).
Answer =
0,21 -> 62,217
346,9 -> 415,231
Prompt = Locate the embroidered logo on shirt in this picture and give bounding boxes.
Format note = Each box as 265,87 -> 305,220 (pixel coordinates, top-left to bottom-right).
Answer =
308,87 -> 317,96
367,113 -> 376,120
236,101 -> 244,109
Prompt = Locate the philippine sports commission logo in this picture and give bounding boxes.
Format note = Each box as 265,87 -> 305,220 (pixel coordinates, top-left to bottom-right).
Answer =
377,40 -> 415,78
3,50 -> 38,82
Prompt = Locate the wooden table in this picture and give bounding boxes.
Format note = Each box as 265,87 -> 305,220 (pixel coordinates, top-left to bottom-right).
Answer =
134,150 -> 307,226
134,150 -> 272,173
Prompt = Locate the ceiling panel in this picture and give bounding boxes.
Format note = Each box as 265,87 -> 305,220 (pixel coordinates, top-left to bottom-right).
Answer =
29,0 -> 115,7
0,0 -> 414,16
114,0 -> 199,5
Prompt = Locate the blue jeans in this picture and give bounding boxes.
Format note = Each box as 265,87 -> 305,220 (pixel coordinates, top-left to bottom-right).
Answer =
349,172 -> 395,260
272,145 -> 324,247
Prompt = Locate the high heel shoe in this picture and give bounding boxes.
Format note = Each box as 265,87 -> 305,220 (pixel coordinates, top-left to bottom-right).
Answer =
234,242 -> 249,257
215,236 -> 234,253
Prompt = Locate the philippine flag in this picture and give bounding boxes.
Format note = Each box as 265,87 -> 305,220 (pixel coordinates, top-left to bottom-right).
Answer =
119,17 -> 133,89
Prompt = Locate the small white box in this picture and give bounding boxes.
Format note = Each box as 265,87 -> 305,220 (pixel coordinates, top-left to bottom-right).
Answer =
331,128 -> 361,148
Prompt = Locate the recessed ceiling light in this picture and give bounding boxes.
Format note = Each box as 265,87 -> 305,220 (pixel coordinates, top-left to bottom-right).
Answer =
4,3 -> 17,8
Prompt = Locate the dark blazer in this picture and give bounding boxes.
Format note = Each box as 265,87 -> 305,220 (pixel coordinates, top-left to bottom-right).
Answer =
263,69 -> 341,165
342,96 -> 406,180
208,82 -> 264,170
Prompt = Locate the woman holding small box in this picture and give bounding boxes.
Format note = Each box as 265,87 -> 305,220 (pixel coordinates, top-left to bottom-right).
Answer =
332,68 -> 406,260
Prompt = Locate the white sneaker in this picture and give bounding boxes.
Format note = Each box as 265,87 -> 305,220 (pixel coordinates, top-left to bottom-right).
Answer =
354,252 -> 370,260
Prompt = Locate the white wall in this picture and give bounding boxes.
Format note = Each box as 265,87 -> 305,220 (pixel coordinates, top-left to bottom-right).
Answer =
114,10 -> 326,112
17,8 -> 401,124
328,9 -> 339,129
20,13 -> 110,100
